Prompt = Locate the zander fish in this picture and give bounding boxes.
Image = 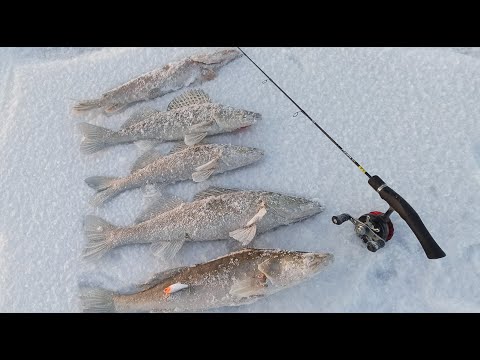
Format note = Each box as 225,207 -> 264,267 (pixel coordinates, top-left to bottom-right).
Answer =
73,48 -> 242,114
83,187 -> 324,260
85,143 -> 264,206
80,248 -> 333,313
77,89 -> 260,154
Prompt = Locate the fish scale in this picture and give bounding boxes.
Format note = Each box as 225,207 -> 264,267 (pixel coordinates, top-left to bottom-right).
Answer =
80,248 -> 333,313
73,48 -> 242,114
85,143 -> 264,206
82,188 -> 325,261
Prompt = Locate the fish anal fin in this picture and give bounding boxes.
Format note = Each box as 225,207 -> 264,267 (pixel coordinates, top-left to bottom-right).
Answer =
150,238 -> 186,260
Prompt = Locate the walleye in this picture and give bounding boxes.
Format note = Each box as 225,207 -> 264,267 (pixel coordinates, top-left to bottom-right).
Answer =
80,248 -> 334,313
77,89 -> 260,154
73,48 -> 242,114
83,187 -> 324,260
85,143 -> 264,206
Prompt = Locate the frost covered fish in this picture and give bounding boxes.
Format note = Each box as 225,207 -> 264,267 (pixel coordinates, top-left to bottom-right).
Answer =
83,187 -> 324,260
80,248 -> 333,313
85,143 -> 264,206
73,48 -> 242,114
77,89 -> 260,154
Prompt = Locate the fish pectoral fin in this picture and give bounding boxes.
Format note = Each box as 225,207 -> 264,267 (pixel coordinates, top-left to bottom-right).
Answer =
167,89 -> 212,111
258,259 -> 281,284
229,204 -> 267,245
195,157 -> 219,172
229,278 -> 267,298
201,69 -> 217,81
192,168 -> 215,183
188,119 -> 215,133
192,157 -> 219,182
184,132 -> 207,146
131,149 -> 163,173
229,224 -> 257,246
246,202 -> 267,227
135,191 -> 183,224
150,238 -> 185,260
105,103 -> 127,114
121,107 -> 157,129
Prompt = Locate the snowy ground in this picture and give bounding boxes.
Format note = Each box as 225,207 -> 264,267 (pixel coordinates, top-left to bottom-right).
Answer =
0,47 -> 479,312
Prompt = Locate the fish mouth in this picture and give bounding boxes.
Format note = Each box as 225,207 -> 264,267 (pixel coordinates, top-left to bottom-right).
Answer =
238,112 -> 261,130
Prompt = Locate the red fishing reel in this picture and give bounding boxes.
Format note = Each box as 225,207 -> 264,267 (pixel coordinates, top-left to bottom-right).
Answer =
332,209 -> 395,252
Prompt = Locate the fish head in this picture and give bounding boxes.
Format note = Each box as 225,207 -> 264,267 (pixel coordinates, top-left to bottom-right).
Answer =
263,192 -> 324,224
191,48 -> 242,68
216,106 -> 261,132
221,145 -> 264,168
258,250 -> 333,288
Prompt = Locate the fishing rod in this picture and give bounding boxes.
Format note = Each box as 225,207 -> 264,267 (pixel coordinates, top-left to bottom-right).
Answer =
238,47 -> 446,259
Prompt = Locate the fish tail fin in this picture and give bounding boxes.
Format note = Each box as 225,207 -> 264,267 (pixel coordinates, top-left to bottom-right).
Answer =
73,98 -> 104,113
85,176 -> 123,206
80,288 -> 116,313
78,122 -> 115,154
83,215 -> 118,261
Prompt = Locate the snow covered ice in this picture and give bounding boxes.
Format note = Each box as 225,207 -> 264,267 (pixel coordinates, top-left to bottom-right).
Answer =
0,47 -> 479,312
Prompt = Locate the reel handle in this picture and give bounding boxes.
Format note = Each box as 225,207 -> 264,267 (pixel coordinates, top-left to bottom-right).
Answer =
368,175 -> 446,259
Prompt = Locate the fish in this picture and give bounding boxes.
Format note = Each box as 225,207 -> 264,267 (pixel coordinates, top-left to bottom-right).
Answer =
77,89 -> 260,154
82,187 -> 325,261
73,48 -> 242,114
85,143 -> 264,206
80,248 -> 334,313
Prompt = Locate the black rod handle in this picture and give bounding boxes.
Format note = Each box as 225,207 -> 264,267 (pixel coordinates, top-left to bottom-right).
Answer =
368,175 -> 446,259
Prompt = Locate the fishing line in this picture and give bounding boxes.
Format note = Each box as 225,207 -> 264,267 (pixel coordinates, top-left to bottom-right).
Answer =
237,47 -> 371,179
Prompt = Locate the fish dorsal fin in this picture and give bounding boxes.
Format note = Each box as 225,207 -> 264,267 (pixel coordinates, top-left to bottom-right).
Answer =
131,149 -> 163,173
167,89 -> 211,111
135,192 -> 184,224
167,142 -> 190,155
193,186 -> 241,202
121,108 -> 157,129
137,267 -> 187,291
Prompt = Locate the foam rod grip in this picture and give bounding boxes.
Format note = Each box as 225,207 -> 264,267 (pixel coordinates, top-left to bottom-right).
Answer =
368,175 -> 446,259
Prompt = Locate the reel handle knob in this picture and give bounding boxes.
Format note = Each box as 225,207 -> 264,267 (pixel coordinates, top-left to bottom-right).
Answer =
368,175 -> 446,259
332,213 -> 352,225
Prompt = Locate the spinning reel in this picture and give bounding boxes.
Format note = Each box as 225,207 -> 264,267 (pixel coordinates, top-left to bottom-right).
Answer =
331,175 -> 445,259
332,210 -> 394,253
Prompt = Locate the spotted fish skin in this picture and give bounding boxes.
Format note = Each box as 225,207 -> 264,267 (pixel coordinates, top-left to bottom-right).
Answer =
77,102 -> 261,154
85,143 -> 264,206
82,188 -> 324,261
73,48 -> 242,114
80,248 -> 334,313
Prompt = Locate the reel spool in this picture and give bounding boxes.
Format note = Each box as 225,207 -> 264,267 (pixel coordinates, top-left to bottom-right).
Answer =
332,209 -> 395,253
